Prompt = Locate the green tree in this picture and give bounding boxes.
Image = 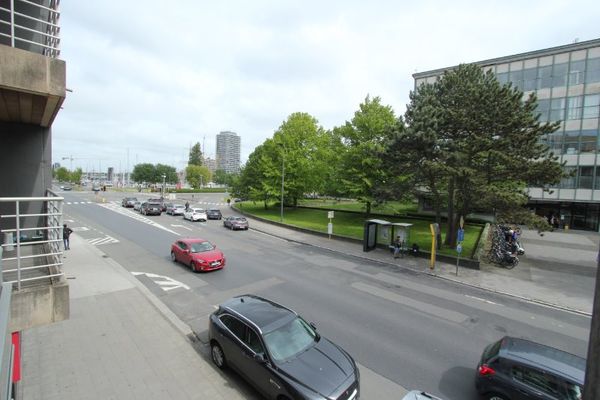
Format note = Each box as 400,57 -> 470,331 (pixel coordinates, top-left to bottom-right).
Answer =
398,64 -> 566,246
185,164 -> 210,189
55,167 -> 70,182
70,168 -> 83,184
213,169 -> 238,186
155,164 -> 178,184
335,95 -> 397,216
233,144 -> 276,208
131,163 -> 156,183
188,143 -> 203,166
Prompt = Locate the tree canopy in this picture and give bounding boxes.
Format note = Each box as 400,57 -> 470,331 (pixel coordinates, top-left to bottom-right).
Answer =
185,164 -> 211,189
188,142 -> 203,166
131,163 -> 178,184
391,64 -> 565,245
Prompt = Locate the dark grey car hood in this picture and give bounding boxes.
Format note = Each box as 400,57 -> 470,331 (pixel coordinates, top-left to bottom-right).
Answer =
276,337 -> 356,397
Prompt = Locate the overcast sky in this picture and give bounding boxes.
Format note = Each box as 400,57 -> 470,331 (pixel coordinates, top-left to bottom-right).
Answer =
53,1 -> 600,173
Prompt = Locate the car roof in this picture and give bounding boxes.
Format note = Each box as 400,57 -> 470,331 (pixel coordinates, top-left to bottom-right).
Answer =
220,295 -> 296,333
208,208 -> 220,211
499,337 -> 586,383
178,238 -> 208,244
191,208 -> 205,211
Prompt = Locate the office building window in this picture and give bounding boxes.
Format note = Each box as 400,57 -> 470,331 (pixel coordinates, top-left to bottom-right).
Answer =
560,166 -> 577,188
564,130 -> 580,154
550,98 -> 565,121
523,67 -> 537,91
538,65 -> 553,89
579,166 -> 594,189
583,94 -> 600,119
552,63 -> 568,87
569,60 -> 585,86
595,166 -> 600,190
580,129 -> 598,153
586,57 -> 600,84
509,69 -> 524,90
536,99 -> 550,121
496,72 -> 509,85
567,96 -> 583,120
545,132 -> 563,154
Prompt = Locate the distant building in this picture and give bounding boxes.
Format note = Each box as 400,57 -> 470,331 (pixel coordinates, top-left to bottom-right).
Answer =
204,157 -> 217,173
414,38 -> 600,231
216,131 -> 241,173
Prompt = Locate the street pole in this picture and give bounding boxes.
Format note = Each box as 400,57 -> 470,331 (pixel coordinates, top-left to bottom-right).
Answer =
162,174 -> 166,197
280,151 -> 285,223
583,243 -> 600,400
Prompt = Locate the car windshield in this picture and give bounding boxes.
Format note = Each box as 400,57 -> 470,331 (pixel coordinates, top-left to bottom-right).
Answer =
263,317 -> 317,362
234,217 -> 246,222
190,241 -> 214,253
175,205 -> 184,209
193,209 -> 204,213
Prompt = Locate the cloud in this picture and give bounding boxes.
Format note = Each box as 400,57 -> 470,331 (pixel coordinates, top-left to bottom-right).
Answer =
52,0 -> 600,173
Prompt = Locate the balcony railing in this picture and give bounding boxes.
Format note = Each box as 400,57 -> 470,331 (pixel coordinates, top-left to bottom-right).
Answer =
0,190 -> 64,291
0,0 -> 61,58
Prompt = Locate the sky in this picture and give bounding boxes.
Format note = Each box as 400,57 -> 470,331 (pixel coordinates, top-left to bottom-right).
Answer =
53,0 -> 600,173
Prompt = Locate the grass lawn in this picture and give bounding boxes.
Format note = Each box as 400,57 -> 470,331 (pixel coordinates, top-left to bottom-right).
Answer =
237,202 -> 482,258
298,198 -> 418,214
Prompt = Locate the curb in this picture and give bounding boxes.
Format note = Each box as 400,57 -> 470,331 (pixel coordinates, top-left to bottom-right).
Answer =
249,226 -> 593,317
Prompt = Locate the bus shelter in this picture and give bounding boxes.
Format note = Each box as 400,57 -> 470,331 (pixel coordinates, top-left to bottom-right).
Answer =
363,219 -> 413,252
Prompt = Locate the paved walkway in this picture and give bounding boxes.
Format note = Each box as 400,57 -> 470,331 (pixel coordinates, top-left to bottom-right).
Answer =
19,235 -> 249,400
241,213 -> 598,315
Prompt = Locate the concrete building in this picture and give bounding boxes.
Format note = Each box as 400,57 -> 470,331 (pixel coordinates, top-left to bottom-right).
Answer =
204,156 -> 217,174
414,38 -> 600,231
0,1 -> 68,397
216,131 -> 241,173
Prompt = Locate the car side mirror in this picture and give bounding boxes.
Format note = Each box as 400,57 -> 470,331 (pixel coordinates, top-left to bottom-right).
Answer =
309,322 -> 317,330
254,353 -> 266,364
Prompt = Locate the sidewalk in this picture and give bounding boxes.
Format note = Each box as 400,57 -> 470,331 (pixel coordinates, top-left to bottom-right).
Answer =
243,215 -> 598,315
19,235 -> 249,400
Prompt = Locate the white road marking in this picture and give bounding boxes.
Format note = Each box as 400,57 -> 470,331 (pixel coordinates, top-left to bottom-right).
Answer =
97,202 -> 179,234
71,227 -> 89,232
464,295 -> 501,306
88,235 -> 119,246
131,272 -> 190,291
171,224 -> 193,231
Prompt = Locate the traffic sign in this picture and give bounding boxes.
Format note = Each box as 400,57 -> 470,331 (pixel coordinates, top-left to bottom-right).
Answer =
457,228 -> 464,242
456,244 -> 462,254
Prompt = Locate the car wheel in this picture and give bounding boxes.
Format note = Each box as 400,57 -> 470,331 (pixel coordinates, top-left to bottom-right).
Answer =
211,342 -> 226,369
486,393 -> 508,400
170,252 -> 177,263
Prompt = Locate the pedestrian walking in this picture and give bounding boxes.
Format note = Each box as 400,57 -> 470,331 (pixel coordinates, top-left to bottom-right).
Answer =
185,201 -> 190,211
393,236 -> 402,259
63,223 -> 73,250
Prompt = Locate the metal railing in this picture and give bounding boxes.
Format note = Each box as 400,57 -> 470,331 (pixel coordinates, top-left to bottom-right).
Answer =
0,190 -> 64,290
0,0 -> 61,58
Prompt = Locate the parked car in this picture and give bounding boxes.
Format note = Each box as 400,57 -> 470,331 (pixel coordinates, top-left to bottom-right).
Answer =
209,295 -> 360,400
206,208 -> 222,220
223,216 -> 249,230
402,391 -> 445,400
62,185 -> 72,191
141,202 -> 162,216
133,201 -> 142,211
166,203 -> 185,216
170,238 -> 225,272
475,336 -> 585,400
149,198 -> 166,212
183,207 -> 207,222
121,197 -> 138,207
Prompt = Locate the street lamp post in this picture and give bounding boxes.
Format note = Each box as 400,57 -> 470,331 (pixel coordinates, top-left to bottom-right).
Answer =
162,174 -> 166,198
279,143 -> 285,222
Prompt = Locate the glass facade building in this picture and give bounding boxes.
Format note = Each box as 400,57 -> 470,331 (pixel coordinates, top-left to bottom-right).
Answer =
414,38 -> 600,230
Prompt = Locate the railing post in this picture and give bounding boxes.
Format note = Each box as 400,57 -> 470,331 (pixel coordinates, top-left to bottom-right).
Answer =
9,0 -> 15,47
15,200 -> 20,291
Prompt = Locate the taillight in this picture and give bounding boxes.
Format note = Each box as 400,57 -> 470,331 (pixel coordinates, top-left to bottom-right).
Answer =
478,364 -> 495,376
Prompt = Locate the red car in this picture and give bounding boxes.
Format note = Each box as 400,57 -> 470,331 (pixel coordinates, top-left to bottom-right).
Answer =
170,238 -> 225,272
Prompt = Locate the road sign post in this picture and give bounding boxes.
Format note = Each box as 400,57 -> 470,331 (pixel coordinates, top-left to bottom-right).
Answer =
456,216 -> 465,276
327,211 -> 334,239
429,223 -> 439,270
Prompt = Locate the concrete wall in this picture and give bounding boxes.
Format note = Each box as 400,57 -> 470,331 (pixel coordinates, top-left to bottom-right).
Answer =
0,122 -> 52,231
8,281 -> 69,332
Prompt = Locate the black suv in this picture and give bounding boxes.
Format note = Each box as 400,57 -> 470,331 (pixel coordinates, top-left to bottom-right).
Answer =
206,208 -> 222,220
475,336 -> 585,400
141,202 -> 162,216
209,295 -> 359,400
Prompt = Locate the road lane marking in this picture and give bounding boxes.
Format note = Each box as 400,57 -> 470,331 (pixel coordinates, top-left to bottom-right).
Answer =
131,272 -> 190,291
171,224 -> 193,231
97,202 -> 179,234
464,295 -> 501,305
351,282 -> 469,324
88,235 -> 119,246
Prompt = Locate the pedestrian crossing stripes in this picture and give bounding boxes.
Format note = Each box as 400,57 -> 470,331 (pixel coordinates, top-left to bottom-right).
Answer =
66,201 -> 94,205
88,235 -> 119,246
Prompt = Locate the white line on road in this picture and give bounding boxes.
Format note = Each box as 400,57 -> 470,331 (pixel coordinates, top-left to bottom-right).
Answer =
171,224 -> 193,231
131,272 -> 190,291
464,295 -> 501,306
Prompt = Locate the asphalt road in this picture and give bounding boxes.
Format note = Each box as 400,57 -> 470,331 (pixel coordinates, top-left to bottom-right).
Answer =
58,189 -> 591,400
